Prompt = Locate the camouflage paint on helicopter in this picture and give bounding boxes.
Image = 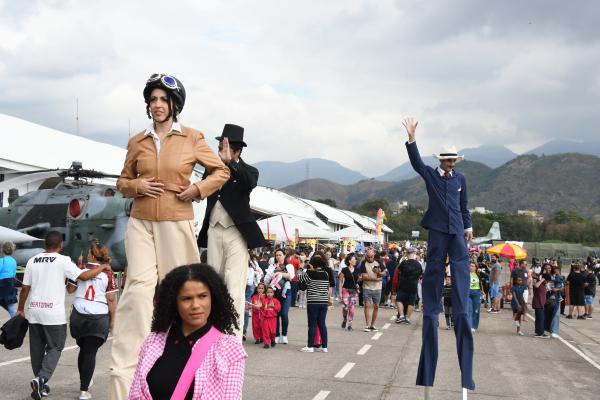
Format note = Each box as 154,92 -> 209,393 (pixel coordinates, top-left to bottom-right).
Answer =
0,164 -> 132,270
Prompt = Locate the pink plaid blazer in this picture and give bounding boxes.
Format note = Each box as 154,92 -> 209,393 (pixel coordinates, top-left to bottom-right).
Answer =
127,328 -> 247,400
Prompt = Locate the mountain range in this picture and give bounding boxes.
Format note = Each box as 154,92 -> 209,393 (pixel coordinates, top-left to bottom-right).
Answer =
256,140 -> 600,188
281,153 -> 600,217
253,158 -> 367,188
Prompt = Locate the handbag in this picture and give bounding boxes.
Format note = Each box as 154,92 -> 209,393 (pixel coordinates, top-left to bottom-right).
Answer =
170,326 -> 221,400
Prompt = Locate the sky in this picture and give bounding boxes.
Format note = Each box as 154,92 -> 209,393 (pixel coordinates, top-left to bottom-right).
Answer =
1,0 -> 599,177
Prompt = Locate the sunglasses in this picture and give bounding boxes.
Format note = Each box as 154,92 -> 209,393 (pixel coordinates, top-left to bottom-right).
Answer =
147,73 -> 180,91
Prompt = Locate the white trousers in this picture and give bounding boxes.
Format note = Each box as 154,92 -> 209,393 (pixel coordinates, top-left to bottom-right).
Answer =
207,223 -> 249,339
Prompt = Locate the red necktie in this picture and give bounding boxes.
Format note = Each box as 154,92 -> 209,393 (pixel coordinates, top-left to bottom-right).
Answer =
444,171 -> 449,180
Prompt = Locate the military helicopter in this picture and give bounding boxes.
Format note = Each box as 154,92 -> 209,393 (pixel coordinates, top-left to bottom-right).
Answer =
0,161 -> 131,270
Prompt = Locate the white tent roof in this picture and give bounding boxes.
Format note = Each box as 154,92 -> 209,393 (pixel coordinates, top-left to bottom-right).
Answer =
257,214 -> 337,240
0,113 -> 126,174
250,186 -> 330,230
301,199 -> 355,227
340,209 -> 377,231
333,225 -> 381,243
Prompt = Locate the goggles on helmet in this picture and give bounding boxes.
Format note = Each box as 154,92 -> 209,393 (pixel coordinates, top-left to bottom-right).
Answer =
147,73 -> 180,91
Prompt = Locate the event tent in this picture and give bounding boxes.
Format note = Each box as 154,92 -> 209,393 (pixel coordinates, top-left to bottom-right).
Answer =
333,225 -> 381,243
257,214 -> 337,241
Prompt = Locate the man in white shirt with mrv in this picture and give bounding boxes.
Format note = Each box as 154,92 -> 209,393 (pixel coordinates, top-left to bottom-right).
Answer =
17,231 -> 111,400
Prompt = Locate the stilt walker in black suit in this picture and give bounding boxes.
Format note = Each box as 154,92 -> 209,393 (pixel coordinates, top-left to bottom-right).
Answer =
198,124 -> 265,338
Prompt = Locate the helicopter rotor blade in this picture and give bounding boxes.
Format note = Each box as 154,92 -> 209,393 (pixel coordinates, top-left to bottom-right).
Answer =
0,171 -> 65,193
0,168 -> 64,177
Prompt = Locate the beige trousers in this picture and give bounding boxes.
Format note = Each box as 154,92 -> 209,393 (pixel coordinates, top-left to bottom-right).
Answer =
109,218 -> 199,400
207,223 -> 249,339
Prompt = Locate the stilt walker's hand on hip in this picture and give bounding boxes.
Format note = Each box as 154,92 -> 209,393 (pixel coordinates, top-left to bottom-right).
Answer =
402,117 -> 418,142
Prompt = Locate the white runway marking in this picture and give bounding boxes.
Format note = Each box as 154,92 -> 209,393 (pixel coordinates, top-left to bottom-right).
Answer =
0,338 -> 112,368
372,332 -> 383,340
382,323 -> 391,329
312,390 -> 330,400
357,344 -> 372,355
335,362 -> 355,378
526,312 -> 600,371
0,345 -> 78,367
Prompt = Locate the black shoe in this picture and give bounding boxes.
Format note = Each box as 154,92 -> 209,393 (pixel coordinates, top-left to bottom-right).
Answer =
347,325 -> 353,331
566,315 -> 573,319
263,344 -> 270,349
341,320 -> 347,329
255,340 -> 261,344
242,334 -> 246,341
271,342 -> 276,347
41,383 -> 50,397
577,315 -> 587,320
395,316 -> 405,324
30,377 -> 43,400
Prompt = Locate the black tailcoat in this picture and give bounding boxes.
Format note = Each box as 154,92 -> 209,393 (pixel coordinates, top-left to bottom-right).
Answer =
197,158 -> 265,249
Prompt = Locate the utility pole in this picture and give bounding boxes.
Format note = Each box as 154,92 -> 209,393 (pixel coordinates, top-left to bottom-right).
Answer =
75,97 -> 79,136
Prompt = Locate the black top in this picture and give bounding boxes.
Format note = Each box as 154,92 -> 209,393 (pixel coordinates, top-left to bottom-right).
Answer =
297,269 -> 330,304
584,272 -> 597,296
397,260 -> 423,294
340,266 -> 360,290
147,322 -> 212,400
567,271 -> 586,294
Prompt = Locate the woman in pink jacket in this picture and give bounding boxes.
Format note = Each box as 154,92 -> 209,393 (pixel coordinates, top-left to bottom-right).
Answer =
128,264 -> 246,400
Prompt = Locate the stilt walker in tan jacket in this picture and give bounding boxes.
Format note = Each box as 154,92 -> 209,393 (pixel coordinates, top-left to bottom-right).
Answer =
109,73 -> 229,400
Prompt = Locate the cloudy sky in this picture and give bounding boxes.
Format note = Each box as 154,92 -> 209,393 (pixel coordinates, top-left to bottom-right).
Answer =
1,0 -> 599,177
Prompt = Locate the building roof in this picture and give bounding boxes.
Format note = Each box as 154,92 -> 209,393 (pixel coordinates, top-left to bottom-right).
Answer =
0,113 -> 126,174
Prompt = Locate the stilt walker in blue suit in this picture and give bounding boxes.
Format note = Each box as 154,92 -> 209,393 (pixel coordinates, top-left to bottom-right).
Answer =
402,118 -> 475,395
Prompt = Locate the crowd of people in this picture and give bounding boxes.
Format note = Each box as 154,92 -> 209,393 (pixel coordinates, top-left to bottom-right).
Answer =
239,243 -> 600,349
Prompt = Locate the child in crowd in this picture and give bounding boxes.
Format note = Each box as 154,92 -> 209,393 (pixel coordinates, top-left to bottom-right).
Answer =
443,276 -> 453,329
261,286 -> 281,348
511,276 -> 526,336
250,283 -> 267,344
296,261 -> 308,308
269,271 -> 292,298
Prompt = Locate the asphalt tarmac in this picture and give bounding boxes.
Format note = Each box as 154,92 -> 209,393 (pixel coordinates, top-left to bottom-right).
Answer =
1,296 -> 599,400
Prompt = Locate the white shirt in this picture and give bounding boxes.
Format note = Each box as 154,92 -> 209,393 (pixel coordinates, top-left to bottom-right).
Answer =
144,121 -> 182,154
436,166 -> 453,177
23,252 -> 82,325
72,263 -> 118,315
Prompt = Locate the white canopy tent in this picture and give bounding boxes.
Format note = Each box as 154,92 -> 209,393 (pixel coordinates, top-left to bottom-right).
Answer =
257,214 -> 337,241
333,225 -> 381,243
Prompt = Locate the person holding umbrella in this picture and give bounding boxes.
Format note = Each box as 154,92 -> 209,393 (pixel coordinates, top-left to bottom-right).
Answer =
402,118 -> 475,395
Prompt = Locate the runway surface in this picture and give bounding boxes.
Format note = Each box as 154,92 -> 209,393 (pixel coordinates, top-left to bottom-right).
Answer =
1,295 -> 599,400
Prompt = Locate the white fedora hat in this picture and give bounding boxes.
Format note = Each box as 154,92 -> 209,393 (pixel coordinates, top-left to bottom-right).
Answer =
433,145 -> 464,161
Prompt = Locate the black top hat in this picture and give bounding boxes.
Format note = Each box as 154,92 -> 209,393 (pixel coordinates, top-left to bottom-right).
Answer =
215,124 -> 247,147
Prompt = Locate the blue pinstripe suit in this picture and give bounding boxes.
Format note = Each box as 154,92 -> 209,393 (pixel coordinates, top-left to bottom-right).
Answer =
406,141 -> 475,390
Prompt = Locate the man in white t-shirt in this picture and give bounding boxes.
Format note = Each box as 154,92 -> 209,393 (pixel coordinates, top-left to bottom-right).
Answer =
16,231 -> 111,400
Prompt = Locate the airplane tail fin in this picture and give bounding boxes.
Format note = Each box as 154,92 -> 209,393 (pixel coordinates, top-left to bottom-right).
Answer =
488,222 -> 501,240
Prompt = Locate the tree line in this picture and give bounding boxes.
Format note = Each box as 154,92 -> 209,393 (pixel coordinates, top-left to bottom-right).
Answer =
348,198 -> 600,246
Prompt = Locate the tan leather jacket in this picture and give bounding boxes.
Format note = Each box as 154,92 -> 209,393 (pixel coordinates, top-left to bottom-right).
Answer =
117,125 -> 230,221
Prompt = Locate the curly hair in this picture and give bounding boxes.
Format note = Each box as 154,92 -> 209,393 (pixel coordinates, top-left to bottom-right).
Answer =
151,263 -> 239,334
